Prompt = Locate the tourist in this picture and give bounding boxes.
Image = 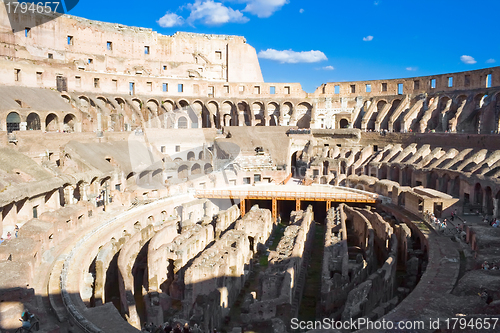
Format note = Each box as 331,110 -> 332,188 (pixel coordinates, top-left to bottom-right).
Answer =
15,225 -> 19,238
482,261 -> 490,270
6,232 -> 11,240
164,322 -> 172,333
450,211 -> 454,221
0,238 -> 3,244
173,323 -> 182,333
183,323 -> 191,333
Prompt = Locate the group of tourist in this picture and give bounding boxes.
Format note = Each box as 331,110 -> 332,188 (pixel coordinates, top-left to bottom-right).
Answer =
481,261 -> 499,270
484,217 -> 500,227
143,322 -> 209,333
0,225 -> 20,244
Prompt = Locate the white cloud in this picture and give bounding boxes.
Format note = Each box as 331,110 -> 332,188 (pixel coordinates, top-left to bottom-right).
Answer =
187,0 -> 249,25
486,58 -> 496,64
242,0 -> 289,18
258,49 -> 328,64
406,67 -> 417,71
374,1 -> 380,5
322,65 -> 335,70
157,12 -> 185,28
460,55 -> 477,64
299,8 -> 304,13
363,35 -> 374,42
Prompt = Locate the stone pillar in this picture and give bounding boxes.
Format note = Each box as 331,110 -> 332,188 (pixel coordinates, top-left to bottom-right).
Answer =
238,112 -> 245,126
97,112 -> 102,131
310,103 -> 317,128
493,197 -> 499,218
263,104 -> 269,126
64,185 -> 74,206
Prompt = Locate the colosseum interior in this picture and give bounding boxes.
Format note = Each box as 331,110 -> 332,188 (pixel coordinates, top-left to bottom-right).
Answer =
1,5 -> 500,333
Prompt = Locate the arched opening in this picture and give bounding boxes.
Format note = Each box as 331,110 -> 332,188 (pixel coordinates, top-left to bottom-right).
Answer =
6,112 -> 21,133
339,118 -> 349,128
191,163 -> 201,175
238,102 -> 251,126
207,101 -> 219,128
485,187 -> 493,215
199,151 -> 204,160
26,113 -> 41,131
177,165 -> 188,179
202,106 -> 211,128
427,172 -> 439,190
440,173 -> 451,194
204,163 -> 213,174
474,183 -> 483,205
45,113 -> 59,132
187,151 -> 195,161
177,116 -> 188,129
64,114 -> 76,132
340,161 -> 347,175
268,102 -> 279,126
291,151 -> 306,178
296,103 -> 311,128
323,161 -> 329,176
402,167 -> 412,186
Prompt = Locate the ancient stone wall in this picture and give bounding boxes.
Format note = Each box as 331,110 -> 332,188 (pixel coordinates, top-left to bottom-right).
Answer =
341,233 -> 398,321
320,205 -> 349,317
215,204 -> 240,238
247,206 -> 314,324
180,205 -> 273,332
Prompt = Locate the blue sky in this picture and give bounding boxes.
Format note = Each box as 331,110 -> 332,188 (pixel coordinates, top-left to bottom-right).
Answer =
69,0 -> 499,92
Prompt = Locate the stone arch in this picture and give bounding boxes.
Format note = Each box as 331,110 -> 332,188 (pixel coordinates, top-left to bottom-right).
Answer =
6,111 -> 20,133
162,99 -> 175,112
26,112 -> 41,131
61,94 -> 71,104
45,113 -> 59,132
191,100 -> 204,127
187,151 -> 195,161
440,173 -> 451,194
432,96 -> 452,132
427,171 -> 439,190
296,102 -> 312,128
191,163 -> 201,175
207,101 -> 219,128
237,101 -> 251,126
474,183 -> 483,205
63,114 -> 77,132
131,98 -> 142,111
251,102 -> 265,126
204,163 -> 213,174
221,101 -> 235,126
178,165 -> 188,179
268,102 -> 280,126
282,102 -> 293,125
485,186 -> 493,215
79,96 -> 91,111
199,151 -> 204,160
339,118 -> 349,128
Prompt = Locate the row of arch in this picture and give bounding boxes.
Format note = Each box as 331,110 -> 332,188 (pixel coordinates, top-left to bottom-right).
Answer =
6,111 -> 77,133
358,90 -> 500,133
63,93 -> 315,131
